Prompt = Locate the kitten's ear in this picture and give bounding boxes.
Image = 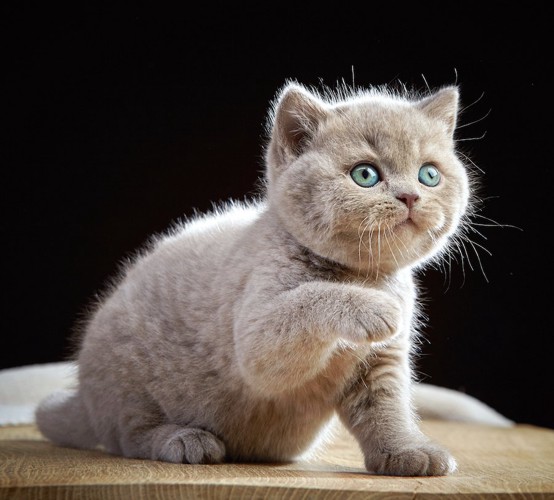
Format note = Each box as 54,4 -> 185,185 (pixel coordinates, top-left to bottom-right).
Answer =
267,83 -> 328,167
417,86 -> 459,137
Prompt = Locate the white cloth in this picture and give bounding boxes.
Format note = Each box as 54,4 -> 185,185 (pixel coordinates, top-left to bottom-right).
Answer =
0,362 -> 77,425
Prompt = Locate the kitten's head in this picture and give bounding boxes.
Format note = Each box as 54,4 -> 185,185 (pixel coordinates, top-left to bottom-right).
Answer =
264,81 -> 473,275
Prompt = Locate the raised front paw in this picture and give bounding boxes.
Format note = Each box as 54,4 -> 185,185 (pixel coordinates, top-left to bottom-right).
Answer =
338,289 -> 402,344
150,425 -> 226,464
365,442 -> 457,476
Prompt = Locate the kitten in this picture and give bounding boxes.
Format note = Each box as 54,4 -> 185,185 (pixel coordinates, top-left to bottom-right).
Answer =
36,80 -> 472,476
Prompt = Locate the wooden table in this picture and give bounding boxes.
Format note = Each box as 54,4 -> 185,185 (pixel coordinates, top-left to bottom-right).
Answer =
1,420 -> 553,499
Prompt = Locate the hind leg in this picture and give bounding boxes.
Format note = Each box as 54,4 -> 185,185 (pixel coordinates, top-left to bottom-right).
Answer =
113,401 -> 225,463
74,378 -> 225,463
119,421 -> 225,464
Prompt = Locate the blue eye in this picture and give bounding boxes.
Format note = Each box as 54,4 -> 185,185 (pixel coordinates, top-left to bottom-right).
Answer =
418,164 -> 441,187
350,164 -> 380,188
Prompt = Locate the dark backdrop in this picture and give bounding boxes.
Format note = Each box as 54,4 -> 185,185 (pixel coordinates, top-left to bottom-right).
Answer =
5,5 -> 553,429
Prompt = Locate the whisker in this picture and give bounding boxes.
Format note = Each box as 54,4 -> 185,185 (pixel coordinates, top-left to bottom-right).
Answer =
384,226 -> 400,268
455,131 -> 487,142
457,150 -> 485,174
393,225 -> 412,256
443,249 -> 453,292
361,219 -> 373,251
357,215 -> 371,276
452,236 -> 470,280
368,223 -> 376,274
421,73 -> 431,94
473,213 -> 523,231
465,237 -> 492,257
456,108 -> 491,129
376,222 -> 382,280
464,237 -> 490,282
459,91 -> 485,114
466,224 -> 488,241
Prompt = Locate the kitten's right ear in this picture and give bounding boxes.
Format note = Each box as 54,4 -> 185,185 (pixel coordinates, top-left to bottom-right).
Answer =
266,83 -> 328,168
417,86 -> 459,137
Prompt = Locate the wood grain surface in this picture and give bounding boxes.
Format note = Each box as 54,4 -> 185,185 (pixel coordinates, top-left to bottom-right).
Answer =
1,420 -> 553,499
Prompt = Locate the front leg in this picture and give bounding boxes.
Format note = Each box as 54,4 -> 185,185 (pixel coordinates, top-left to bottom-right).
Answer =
234,281 -> 402,395
338,340 -> 457,476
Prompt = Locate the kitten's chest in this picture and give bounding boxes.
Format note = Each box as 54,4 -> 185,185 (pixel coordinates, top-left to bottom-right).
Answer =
291,343 -> 372,404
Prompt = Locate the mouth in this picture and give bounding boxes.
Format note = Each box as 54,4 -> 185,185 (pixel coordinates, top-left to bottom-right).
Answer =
393,214 -> 417,229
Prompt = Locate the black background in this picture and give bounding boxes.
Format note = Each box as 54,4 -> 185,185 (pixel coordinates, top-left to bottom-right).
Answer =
5,5 -> 553,429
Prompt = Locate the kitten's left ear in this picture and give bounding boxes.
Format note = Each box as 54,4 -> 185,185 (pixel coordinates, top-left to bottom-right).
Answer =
417,86 -> 459,137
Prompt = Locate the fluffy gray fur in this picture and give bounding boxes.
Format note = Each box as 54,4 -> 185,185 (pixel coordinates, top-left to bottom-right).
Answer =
37,80 -> 480,475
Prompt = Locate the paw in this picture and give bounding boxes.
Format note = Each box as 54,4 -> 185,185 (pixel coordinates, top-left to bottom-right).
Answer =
339,289 -> 402,344
151,426 -> 226,464
365,442 -> 457,476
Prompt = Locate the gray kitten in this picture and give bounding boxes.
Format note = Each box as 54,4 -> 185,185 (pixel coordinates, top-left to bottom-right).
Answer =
37,80 -> 476,476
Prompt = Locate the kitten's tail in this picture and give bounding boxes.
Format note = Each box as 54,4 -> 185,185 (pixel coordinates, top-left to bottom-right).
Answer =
413,383 -> 514,427
35,389 -> 98,449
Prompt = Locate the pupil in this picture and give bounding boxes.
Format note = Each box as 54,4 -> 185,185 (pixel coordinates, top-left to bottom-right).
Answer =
362,169 -> 370,179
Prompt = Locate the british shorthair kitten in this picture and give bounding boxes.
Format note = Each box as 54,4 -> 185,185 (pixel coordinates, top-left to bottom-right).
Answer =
37,80 -> 476,475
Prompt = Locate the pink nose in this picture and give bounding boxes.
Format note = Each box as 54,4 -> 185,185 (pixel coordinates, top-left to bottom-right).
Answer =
396,193 -> 420,209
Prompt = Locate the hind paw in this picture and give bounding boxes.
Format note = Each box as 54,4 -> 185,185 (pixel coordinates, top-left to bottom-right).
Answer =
150,425 -> 226,464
